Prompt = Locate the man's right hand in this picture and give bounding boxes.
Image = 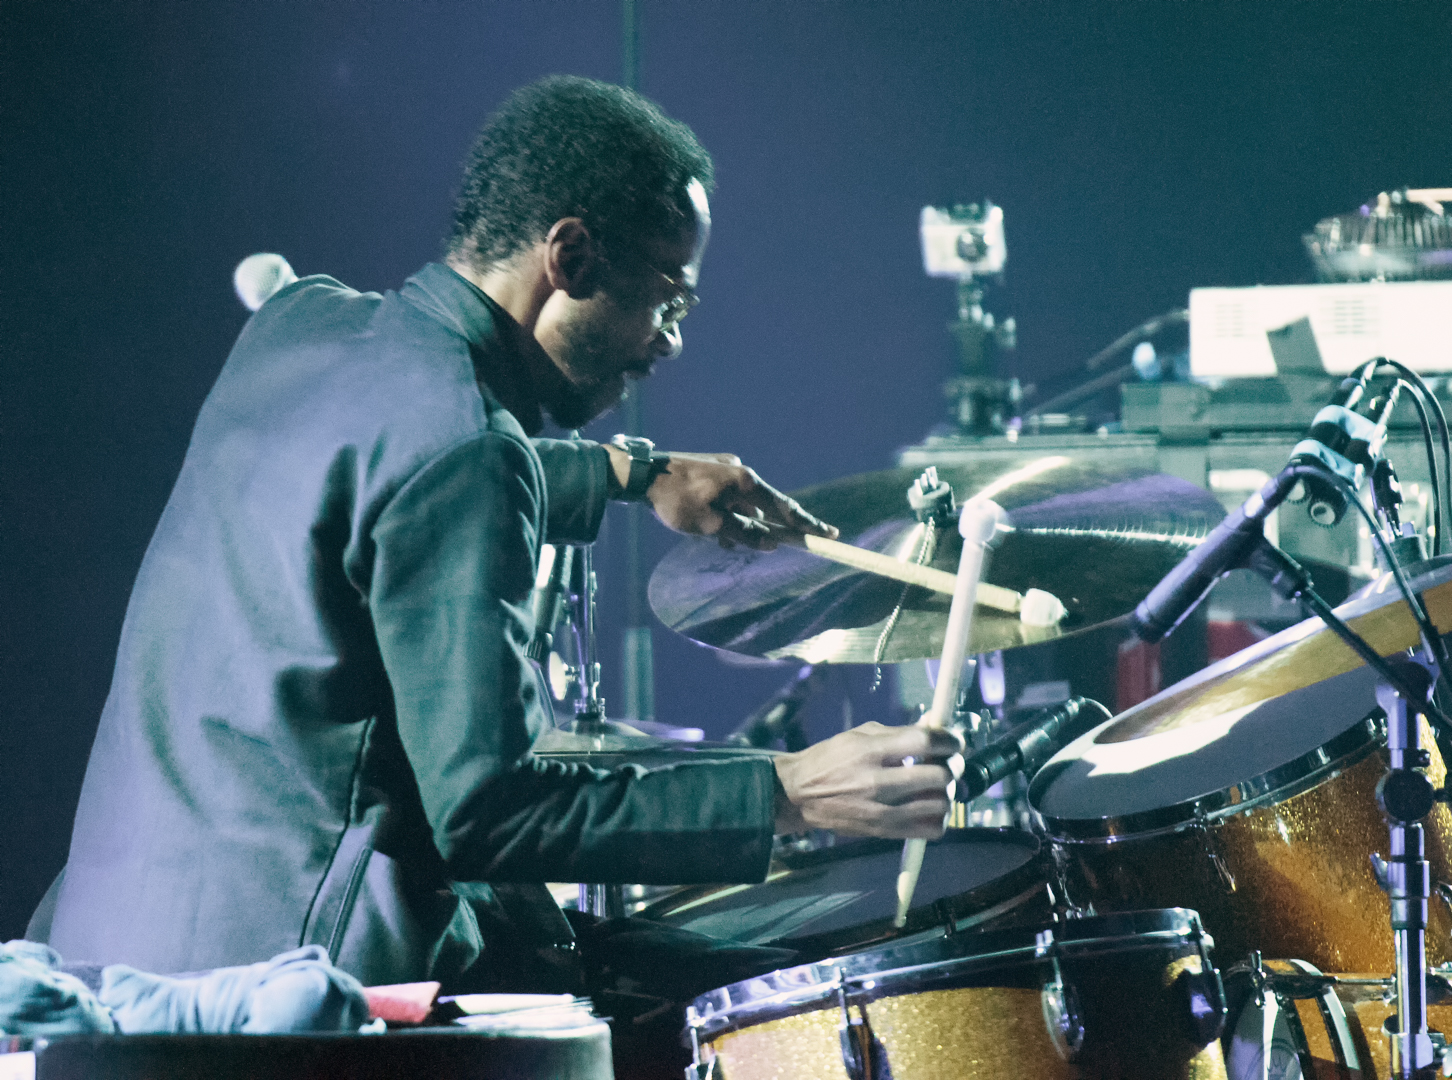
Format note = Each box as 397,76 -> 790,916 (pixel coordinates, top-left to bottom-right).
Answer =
771,723 -> 962,839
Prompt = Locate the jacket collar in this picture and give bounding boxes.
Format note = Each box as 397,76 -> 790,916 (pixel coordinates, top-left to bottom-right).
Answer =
400,262 -> 545,434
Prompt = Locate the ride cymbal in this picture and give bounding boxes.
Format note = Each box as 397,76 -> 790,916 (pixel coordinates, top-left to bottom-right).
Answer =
649,456 -> 1226,664
1095,560 -> 1452,743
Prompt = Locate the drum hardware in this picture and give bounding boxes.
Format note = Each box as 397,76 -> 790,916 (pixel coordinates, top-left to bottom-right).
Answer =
1222,958 -> 1452,1080
1374,659 -> 1443,1077
1039,934 -> 1088,1062
833,968 -> 886,1080
1192,810 -> 1238,894
895,497 -> 1004,928
870,468 -> 953,691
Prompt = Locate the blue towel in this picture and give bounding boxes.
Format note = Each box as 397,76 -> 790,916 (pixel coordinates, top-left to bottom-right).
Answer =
99,946 -> 370,1034
1,941 -> 369,1036
0,940 -> 115,1036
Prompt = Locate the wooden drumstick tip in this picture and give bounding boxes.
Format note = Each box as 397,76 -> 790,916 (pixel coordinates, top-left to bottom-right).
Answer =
1020,588 -> 1067,627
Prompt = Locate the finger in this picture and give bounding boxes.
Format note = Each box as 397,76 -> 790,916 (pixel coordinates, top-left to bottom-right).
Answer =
866,798 -> 952,839
870,763 -> 953,805
742,481 -> 839,540
858,724 -> 963,764
716,512 -> 780,551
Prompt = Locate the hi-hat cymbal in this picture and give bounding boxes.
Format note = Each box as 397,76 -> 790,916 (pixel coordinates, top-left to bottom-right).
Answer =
1095,560 -> 1452,744
649,456 -> 1227,664
532,726 -> 779,770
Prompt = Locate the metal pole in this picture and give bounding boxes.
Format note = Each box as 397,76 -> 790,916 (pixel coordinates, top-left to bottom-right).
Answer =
1375,667 -> 1438,1077
620,0 -> 653,722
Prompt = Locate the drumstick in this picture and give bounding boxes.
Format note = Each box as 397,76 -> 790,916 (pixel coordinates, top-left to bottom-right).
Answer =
800,534 -> 1065,626
894,498 -> 1004,928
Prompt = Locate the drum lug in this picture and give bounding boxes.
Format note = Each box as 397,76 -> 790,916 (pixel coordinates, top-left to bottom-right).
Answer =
1195,813 -> 1237,893
1047,843 -> 1094,919
683,1006 -> 716,1080
1041,952 -> 1086,1061
835,972 -> 884,1080
1175,928 -> 1228,1045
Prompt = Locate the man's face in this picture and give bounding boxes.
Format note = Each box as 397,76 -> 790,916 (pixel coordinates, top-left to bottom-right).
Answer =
535,180 -> 711,429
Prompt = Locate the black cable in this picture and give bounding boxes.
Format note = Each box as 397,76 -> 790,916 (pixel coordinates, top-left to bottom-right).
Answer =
1389,377 -> 1442,555
1326,469 -> 1452,702
1373,359 -> 1451,555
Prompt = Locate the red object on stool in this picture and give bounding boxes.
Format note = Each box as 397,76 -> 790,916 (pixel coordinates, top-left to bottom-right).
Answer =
362,982 -> 440,1025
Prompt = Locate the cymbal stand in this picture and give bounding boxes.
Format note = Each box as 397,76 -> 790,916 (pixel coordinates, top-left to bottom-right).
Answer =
572,543 -> 606,729
569,544 -> 624,919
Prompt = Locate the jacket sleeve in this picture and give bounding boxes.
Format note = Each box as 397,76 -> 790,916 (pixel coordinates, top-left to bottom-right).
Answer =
368,431 -> 776,884
531,437 -> 611,545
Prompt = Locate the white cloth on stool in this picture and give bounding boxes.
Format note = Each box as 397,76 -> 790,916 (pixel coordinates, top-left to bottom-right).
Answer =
99,945 -> 370,1034
0,940 -> 114,1036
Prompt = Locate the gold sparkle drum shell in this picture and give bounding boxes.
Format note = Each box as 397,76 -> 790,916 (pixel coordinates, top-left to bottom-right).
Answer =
684,908 -> 1228,1080
1029,664 -> 1452,975
640,829 -> 1050,961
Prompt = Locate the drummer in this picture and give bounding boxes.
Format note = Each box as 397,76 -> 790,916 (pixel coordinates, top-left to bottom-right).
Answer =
30,76 -> 961,1003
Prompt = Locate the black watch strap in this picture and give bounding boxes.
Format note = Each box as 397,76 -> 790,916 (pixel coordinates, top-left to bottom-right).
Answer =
610,435 -> 670,502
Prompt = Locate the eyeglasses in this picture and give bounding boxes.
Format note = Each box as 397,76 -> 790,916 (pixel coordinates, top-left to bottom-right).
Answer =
601,247 -> 699,329
646,266 -> 699,330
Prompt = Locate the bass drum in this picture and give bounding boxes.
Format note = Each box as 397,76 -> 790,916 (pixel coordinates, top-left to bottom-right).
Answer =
1029,663 -> 1452,974
639,828 -> 1049,961
685,908 -> 1229,1080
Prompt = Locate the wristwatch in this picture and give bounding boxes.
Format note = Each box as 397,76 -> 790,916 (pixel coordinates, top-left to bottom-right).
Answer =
608,434 -> 671,502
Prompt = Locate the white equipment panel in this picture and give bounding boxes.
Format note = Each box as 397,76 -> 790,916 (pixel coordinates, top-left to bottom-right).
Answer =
1190,281 -> 1452,378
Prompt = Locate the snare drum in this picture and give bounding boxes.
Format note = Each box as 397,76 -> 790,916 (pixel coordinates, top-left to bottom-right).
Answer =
640,828 -> 1049,961
1029,664 -> 1452,974
685,908 -> 1228,1080
1223,960 -> 1452,1080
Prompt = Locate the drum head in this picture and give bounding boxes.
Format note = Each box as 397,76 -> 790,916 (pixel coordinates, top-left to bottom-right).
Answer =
1030,664 -> 1380,835
641,829 -> 1042,954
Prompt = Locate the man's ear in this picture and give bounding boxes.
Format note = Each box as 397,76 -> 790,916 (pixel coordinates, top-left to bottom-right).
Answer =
543,218 -> 602,299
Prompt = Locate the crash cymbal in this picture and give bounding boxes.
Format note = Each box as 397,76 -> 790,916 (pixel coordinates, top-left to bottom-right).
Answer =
649,455 -> 1226,663
1096,560 -> 1452,744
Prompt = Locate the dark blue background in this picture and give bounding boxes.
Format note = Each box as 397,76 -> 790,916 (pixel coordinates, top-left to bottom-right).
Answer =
4,0 -> 1450,939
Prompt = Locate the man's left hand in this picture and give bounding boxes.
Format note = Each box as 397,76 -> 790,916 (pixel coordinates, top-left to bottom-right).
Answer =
608,448 -> 839,550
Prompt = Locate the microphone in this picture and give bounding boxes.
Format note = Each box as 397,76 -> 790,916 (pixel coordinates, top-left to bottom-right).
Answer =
1132,466 -> 1307,643
958,697 -> 1112,801
1288,360 -> 1382,527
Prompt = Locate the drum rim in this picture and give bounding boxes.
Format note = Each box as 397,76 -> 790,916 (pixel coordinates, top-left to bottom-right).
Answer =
685,907 -> 1207,1042
638,828 -> 1047,958
1029,710 -> 1383,843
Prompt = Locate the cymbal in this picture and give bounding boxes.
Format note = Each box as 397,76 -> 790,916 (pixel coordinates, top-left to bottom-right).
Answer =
1096,559 -> 1452,744
649,456 -> 1227,663
534,717 -> 784,766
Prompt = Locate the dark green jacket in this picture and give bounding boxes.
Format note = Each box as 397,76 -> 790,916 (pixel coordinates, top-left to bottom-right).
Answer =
43,264 -> 775,986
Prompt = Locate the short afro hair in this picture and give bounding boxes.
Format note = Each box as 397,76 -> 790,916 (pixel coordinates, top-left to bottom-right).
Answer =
447,76 -> 714,269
